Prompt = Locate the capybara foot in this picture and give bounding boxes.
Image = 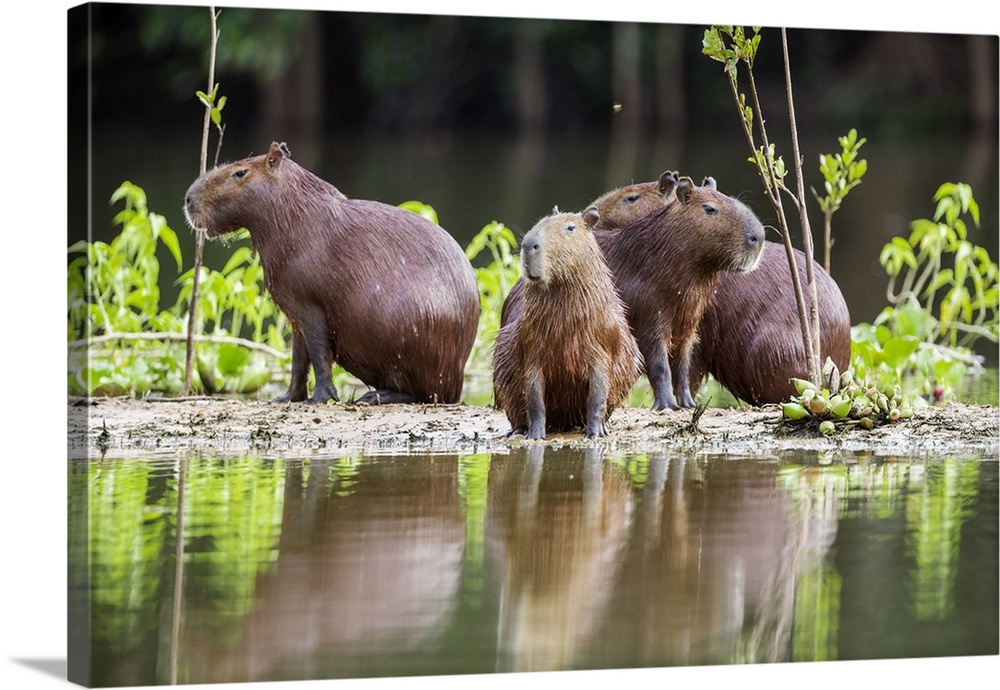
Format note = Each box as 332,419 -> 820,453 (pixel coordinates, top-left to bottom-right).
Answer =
355,389 -> 416,405
271,388 -> 307,403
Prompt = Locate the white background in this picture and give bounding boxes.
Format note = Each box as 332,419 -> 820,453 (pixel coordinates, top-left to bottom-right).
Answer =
3,1 -> 997,688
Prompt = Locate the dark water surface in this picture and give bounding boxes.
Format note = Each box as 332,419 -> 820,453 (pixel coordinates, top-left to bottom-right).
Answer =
69,449 -> 998,687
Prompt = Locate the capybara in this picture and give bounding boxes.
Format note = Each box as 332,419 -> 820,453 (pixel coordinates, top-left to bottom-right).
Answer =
492,208 -> 642,439
593,175 -> 851,407
497,169 -> 680,338
183,141 -> 480,405
686,244 -> 851,405
587,170 -> 680,230
600,176 -> 765,410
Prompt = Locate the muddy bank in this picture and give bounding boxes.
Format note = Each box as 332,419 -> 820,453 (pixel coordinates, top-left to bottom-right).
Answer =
67,397 -> 999,459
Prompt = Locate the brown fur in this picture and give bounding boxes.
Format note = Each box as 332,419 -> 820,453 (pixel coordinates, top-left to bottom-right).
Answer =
688,243 -> 851,405
592,174 -> 852,406
183,141 -> 480,405
587,170 -> 680,230
599,177 -> 765,410
492,208 -> 642,439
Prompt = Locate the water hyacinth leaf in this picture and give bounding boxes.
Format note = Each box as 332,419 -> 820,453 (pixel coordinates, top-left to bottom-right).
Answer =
881,337 -> 921,371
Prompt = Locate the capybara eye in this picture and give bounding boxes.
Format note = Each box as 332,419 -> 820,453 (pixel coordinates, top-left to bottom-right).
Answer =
231,169 -> 248,179
702,204 -> 719,216
565,224 -> 576,233
624,194 -> 639,204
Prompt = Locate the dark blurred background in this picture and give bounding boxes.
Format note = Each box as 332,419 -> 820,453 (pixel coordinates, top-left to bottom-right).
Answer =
68,2 -> 999,357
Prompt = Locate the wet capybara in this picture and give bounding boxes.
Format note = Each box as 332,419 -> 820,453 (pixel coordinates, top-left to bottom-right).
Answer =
594,175 -> 851,407
492,208 -> 642,439
686,245 -> 851,405
183,141 -> 480,405
587,170 -> 680,230
600,176 -> 765,410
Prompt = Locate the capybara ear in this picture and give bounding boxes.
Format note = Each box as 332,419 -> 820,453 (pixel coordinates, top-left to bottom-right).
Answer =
702,176 -> 717,189
583,205 -> 600,230
658,170 -> 680,196
676,176 -> 695,204
265,141 -> 289,176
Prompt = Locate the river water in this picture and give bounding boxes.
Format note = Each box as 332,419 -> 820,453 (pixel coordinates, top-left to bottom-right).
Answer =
69,446 -> 998,687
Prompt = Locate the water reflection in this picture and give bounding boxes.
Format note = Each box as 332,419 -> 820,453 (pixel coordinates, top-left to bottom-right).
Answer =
185,456 -> 466,684
71,449 -> 998,686
487,447 -> 633,672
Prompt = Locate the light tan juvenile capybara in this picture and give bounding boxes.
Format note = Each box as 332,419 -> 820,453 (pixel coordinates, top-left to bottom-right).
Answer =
492,207 -> 642,439
184,141 -> 480,405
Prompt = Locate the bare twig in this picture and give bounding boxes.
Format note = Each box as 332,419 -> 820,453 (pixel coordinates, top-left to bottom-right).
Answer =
182,6 -> 220,396
70,331 -> 287,360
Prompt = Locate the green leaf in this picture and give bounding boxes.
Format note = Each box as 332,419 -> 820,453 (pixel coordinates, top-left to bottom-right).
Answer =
881,336 -> 921,371
222,246 -> 253,275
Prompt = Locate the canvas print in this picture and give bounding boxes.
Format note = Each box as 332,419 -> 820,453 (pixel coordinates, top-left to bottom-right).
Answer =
67,2 -> 999,687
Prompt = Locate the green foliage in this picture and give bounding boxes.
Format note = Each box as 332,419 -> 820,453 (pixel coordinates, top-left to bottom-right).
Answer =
68,182 -> 289,397
852,182 -> 997,399
195,83 -> 227,129
816,129 -> 867,216
463,219 -> 521,396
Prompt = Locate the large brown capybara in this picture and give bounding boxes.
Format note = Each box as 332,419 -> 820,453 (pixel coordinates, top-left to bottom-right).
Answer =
492,208 -> 642,439
183,141 -> 480,405
686,244 -> 852,406
592,175 -> 852,407
600,176 -> 766,410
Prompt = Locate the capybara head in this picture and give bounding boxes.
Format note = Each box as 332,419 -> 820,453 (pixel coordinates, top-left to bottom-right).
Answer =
520,206 -> 603,285
589,170 -> 680,230
184,141 -> 315,238
666,176 -> 765,274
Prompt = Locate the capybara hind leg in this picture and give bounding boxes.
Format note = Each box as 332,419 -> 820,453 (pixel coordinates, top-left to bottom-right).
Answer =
355,389 -> 417,405
272,329 -> 310,402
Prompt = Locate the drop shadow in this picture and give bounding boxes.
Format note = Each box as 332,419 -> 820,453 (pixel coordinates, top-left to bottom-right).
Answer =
11,658 -> 67,680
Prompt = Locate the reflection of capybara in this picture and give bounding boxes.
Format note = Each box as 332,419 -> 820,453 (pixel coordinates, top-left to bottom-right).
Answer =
492,208 -> 642,439
595,175 -> 851,407
602,176 -> 765,410
183,141 -> 480,404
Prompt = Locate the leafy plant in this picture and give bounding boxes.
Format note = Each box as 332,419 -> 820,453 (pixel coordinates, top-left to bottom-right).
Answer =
463,219 -> 521,400
779,358 -> 925,436
703,26 -> 823,386
851,182 -> 997,400
69,182 -> 288,397
813,129 -> 868,272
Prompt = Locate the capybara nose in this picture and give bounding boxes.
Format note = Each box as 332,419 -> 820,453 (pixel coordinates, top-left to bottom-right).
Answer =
746,224 -> 764,249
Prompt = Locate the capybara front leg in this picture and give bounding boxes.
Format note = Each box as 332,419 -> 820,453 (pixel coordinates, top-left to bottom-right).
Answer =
524,366 -> 547,440
645,338 -> 679,411
300,315 -> 339,405
585,362 -> 611,438
673,340 -> 697,409
272,328 -> 310,402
